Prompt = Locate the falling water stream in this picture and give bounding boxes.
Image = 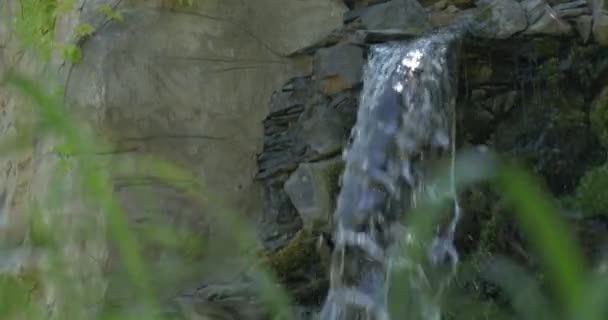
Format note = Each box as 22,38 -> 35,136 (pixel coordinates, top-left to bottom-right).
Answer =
320,27 -> 464,320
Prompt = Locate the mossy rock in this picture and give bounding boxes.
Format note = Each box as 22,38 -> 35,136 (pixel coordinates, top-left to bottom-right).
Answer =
574,164 -> 608,216
261,229 -> 319,280
492,84 -> 602,194
590,89 -> 608,149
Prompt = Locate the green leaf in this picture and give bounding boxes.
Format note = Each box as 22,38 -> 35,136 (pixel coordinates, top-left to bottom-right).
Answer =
60,44 -> 82,63
96,4 -> 124,22
74,23 -> 95,37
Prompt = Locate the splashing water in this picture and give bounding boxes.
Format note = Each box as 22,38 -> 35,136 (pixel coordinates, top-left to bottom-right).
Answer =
320,29 -> 463,320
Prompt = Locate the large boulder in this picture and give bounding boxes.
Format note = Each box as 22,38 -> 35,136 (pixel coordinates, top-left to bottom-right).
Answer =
470,0 -> 528,39
521,0 -> 572,36
359,0 -> 431,33
240,0 -> 348,55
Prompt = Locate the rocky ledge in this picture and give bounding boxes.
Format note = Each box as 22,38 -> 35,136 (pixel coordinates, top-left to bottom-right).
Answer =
254,0 -> 608,317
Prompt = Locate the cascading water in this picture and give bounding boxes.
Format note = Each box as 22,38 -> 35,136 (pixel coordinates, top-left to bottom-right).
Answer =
319,28 -> 463,320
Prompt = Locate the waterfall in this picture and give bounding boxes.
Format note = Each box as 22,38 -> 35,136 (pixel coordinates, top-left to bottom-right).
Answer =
319,28 -> 463,320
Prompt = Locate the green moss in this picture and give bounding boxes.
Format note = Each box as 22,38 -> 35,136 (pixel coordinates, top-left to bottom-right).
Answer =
527,38 -> 561,61
551,108 -> 586,129
262,229 -> 317,279
590,91 -> 608,148
574,164 -> 608,216
538,57 -> 563,85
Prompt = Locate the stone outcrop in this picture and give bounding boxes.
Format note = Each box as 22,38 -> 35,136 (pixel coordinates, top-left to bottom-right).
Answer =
3,0 -> 608,319
1,0 -> 347,317
470,0 -> 528,39
255,0 -> 608,317
359,0 -> 431,32
314,44 -> 365,95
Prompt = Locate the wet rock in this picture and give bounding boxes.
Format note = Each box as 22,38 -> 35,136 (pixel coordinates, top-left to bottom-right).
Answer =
516,37 -> 562,60
359,0 -> 431,32
461,106 -> 494,143
489,90 -> 518,115
592,0 -> 608,46
350,29 -> 422,43
522,0 -> 591,39
461,90 -> 517,143
467,63 -> 494,85
576,15 -> 594,42
314,44 -> 365,95
420,0 -> 475,9
429,7 -> 478,28
521,0 -> 573,35
553,0 -> 592,19
470,0 -> 527,39
284,158 -> 344,230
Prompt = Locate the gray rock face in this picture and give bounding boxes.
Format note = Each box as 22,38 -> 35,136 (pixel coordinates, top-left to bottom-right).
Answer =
299,99 -> 351,155
241,0 -> 348,55
284,158 -> 343,230
471,0 -> 528,39
592,0 -> 608,45
314,44 -> 365,95
360,0 -> 431,33
56,0 -> 346,308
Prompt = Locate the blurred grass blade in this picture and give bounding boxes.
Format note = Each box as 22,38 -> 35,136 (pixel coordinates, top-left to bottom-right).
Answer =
2,71 -> 160,316
493,163 -> 586,316
480,255 -> 554,320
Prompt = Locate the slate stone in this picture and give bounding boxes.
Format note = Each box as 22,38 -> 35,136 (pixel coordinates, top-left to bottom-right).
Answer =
314,44 -> 365,95
284,158 -> 344,230
359,0 -> 431,32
